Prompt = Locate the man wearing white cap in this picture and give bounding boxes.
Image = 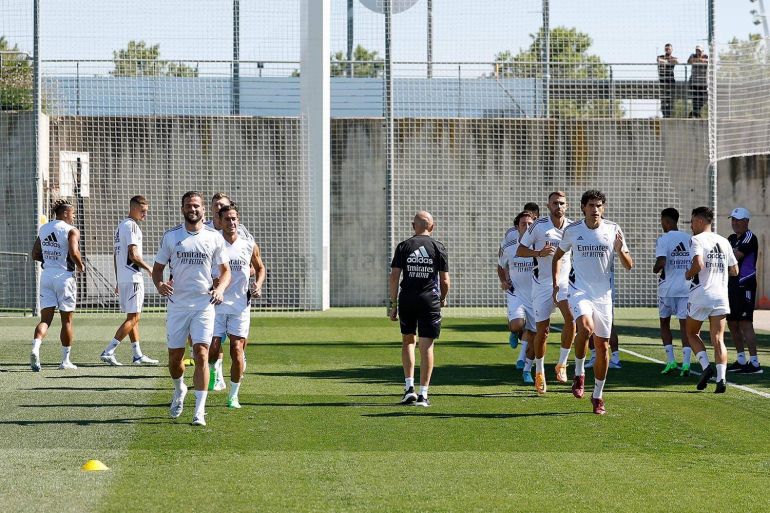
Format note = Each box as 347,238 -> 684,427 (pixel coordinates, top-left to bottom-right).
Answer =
687,45 -> 708,118
726,207 -> 762,374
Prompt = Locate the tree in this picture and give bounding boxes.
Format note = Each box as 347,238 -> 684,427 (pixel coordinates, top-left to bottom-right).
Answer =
292,44 -> 383,78
494,27 -> 622,118
0,36 -> 32,111
111,40 -> 197,78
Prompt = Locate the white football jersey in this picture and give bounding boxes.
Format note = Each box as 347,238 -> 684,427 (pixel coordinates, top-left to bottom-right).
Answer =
519,215 -> 572,288
655,230 -> 691,298
688,232 -> 737,307
498,238 -> 535,305
214,234 -> 254,315
498,225 -> 517,257
559,219 -> 627,304
114,218 -> 144,284
155,224 -> 227,311
38,220 -> 76,276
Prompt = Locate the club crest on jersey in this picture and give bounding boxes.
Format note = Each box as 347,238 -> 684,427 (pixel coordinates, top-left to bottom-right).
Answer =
407,246 -> 433,265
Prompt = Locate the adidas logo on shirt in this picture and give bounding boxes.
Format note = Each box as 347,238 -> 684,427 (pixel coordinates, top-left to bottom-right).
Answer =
41,232 -> 61,248
671,242 -> 688,257
577,236 -> 584,240
406,245 -> 434,265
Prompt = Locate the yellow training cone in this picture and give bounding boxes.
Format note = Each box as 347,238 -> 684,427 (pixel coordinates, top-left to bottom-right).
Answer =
81,459 -> 109,471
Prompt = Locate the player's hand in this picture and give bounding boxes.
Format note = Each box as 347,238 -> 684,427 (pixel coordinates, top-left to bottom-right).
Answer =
539,243 -> 556,257
388,306 -> 398,321
210,289 -> 224,305
251,282 -> 262,298
114,285 -> 119,296
500,280 -> 511,291
440,298 -> 448,308
157,281 -> 173,296
614,231 -> 625,252
552,285 -> 559,305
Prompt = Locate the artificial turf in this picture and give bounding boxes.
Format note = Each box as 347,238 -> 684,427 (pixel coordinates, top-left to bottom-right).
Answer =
0,309 -> 768,512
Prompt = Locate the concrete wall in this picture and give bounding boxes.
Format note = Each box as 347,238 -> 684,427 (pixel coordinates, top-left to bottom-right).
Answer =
717,155 -> 770,305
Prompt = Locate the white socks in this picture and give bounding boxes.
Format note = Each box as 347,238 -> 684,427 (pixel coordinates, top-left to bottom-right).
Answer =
229,381 -> 241,399
194,390 -> 208,418
61,345 -> 72,363
405,377 -> 414,390
589,348 -> 596,360
535,357 -> 545,374
682,347 -> 692,366
131,342 -> 143,358
750,355 -> 760,367
173,377 -> 185,393
104,338 -> 120,355
420,385 -> 429,398
611,351 -> 620,364
517,340 -> 528,361
716,363 -> 726,382
736,351 -> 747,365
696,351 -> 710,371
574,357 -> 586,377
557,347 -> 570,366
593,378 -> 605,399
664,344 -> 675,362
523,358 -> 533,372
32,338 -> 42,355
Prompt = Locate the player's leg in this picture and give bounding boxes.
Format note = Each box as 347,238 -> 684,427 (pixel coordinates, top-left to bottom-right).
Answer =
400,333 -> 418,404
531,288 -> 553,395
555,299 -> 575,383
167,311 -> 190,419
686,312 -> 714,390
31,307 -> 55,371
190,308 -> 215,426
659,315 -> 678,374
709,315 -> 728,393
228,335 -> 246,408
590,335 -> 609,415
609,324 -> 621,368
127,311 -> 157,365
726,319 -> 746,372
570,298 -> 594,399
738,320 -> 761,373
58,311 -> 77,369
522,329 -> 536,384
208,336 -> 223,391
416,337 -> 435,407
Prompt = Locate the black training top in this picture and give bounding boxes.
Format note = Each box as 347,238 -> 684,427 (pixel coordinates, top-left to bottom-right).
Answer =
391,234 -> 448,298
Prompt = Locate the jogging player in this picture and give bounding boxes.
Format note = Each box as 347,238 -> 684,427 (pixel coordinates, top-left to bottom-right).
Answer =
388,211 -> 450,407
101,195 -> 158,366
553,190 -> 633,414
684,206 -> 738,393
30,199 -> 85,371
153,191 -> 231,426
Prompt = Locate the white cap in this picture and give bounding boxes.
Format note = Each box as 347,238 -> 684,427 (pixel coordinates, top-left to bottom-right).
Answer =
729,207 -> 751,220
695,45 -> 703,51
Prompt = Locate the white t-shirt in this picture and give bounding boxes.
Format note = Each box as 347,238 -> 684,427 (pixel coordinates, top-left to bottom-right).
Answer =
559,219 -> 627,304
655,230 -> 691,298
114,217 -> 144,284
688,231 -> 737,307
498,225 -> 517,257
519,215 -> 572,288
155,224 -> 227,311
498,238 -> 535,302
213,234 -> 255,315
39,220 -> 76,277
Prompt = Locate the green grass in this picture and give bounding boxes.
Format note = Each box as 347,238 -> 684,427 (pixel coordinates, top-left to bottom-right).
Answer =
0,309 -> 768,512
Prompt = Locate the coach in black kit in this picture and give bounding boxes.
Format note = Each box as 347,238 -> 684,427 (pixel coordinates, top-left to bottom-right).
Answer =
388,211 -> 450,408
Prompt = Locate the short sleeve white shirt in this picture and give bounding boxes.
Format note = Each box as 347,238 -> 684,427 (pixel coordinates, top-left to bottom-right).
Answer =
688,232 -> 737,307
655,230 -> 691,298
155,224 -> 228,311
38,220 -> 76,276
216,234 -> 255,315
114,218 -> 144,284
519,215 -> 572,288
498,239 -> 535,302
559,219 -> 627,304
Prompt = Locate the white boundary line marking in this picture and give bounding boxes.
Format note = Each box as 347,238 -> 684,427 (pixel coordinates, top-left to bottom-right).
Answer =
620,348 -> 770,399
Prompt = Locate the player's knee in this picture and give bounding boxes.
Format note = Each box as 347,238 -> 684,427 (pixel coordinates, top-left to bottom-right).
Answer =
509,319 -> 524,332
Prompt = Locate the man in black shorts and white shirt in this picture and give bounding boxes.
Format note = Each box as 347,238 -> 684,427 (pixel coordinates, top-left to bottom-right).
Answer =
388,211 -> 450,408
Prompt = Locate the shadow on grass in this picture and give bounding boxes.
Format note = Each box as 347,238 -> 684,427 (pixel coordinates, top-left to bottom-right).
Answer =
363,411 -> 590,419
20,386 -> 164,392
0,417 -> 169,426
18,402 -> 169,409
44,374 -> 167,380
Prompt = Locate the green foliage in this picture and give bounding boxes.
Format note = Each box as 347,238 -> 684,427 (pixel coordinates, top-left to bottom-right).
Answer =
0,36 -> 32,111
494,27 -> 623,118
331,44 -> 383,78
111,40 -> 198,78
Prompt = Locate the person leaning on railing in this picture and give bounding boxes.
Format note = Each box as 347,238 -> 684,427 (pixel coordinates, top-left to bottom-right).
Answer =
688,45 -> 708,118
657,43 -> 678,118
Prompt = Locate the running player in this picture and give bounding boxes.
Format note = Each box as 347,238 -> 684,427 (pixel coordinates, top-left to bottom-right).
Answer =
553,190 -> 633,414
152,191 -> 231,426
497,202 -> 539,368
684,206 -> 738,393
516,191 -> 575,395
29,199 -> 85,371
498,211 -> 537,383
101,195 -> 158,366
389,211 -> 450,407
210,204 -> 265,408
653,207 -> 692,375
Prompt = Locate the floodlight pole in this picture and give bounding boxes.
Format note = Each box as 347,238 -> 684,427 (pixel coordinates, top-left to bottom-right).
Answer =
347,0 -> 354,77
33,0 -> 42,316
427,0 -> 433,78
707,0 -> 717,230
384,0 -> 395,278
542,0 -> 550,118
232,0 -> 240,115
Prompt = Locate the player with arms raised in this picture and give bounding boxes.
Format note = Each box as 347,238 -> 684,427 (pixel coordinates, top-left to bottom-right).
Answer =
684,206 -> 738,393
553,190 -> 633,415
152,191 -> 231,426
101,195 -> 158,366
209,204 -> 265,409
29,199 -> 85,371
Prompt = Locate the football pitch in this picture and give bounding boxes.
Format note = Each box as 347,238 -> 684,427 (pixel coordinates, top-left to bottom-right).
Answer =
1,308 -> 768,513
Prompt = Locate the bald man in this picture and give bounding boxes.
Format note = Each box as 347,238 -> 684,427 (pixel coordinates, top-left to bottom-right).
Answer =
388,211 -> 450,407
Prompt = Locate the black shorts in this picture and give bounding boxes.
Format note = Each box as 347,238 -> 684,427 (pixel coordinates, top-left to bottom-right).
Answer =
727,282 -> 756,322
398,295 -> 442,339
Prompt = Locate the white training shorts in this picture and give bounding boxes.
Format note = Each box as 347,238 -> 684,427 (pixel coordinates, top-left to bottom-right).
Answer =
166,306 -> 215,349
118,282 -> 144,314
658,296 -> 688,320
214,308 -> 251,339
533,283 -> 569,323
687,302 -> 730,322
40,273 -> 76,312
568,292 -> 613,339
506,292 -> 535,332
